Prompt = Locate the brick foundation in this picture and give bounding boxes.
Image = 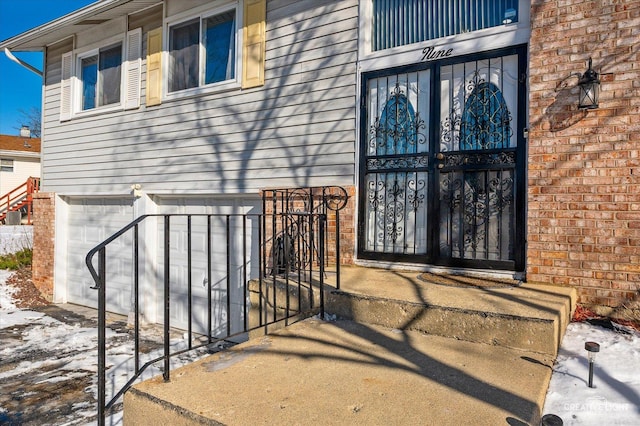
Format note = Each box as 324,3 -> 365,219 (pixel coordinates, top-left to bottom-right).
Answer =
32,192 -> 55,301
527,1 -> 640,315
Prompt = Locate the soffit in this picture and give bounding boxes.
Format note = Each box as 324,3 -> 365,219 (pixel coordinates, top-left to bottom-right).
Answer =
0,0 -> 161,52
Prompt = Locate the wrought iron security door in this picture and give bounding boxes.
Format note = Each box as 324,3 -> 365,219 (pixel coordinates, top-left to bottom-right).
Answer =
359,48 -> 526,271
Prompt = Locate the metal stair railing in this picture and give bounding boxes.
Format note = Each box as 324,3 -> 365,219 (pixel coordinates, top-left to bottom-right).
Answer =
86,212 -> 327,426
0,177 -> 40,225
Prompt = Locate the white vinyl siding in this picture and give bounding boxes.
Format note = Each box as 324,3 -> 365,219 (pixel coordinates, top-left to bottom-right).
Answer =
41,0 -> 357,196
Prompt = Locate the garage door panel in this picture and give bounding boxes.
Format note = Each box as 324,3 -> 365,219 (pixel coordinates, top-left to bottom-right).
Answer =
67,198 -> 134,313
157,197 -> 259,333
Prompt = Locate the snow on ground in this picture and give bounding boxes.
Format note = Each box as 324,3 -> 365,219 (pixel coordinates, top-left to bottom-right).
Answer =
1,269 -> 639,425
0,271 -> 219,425
542,321 -> 640,425
0,269 -> 16,310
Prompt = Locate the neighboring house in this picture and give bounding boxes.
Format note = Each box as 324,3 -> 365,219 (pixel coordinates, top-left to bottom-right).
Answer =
0,132 -> 41,198
0,0 -> 637,322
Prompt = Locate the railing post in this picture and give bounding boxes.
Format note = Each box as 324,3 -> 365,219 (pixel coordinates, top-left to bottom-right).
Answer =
134,224 -> 140,373
226,215 -> 231,336
163,216 -> 170,382
319,214 -> 326,319
207,215 -> 212,342
97,248 -> 106,426
335,209 -> 341,290
187,216 -> 193,349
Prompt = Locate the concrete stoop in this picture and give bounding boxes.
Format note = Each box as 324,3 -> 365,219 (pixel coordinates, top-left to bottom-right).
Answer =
124,266 -> 577,425
326,288 -> 576,357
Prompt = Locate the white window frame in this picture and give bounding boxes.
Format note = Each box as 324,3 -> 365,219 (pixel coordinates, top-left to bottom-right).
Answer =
75,42 -> 124,113
0,158 -> 14,172
71,34 -> 126,118
163,1 -> 243,101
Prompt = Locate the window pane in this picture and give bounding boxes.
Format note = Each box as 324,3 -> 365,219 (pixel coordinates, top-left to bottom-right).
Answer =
99,45 -> 122,106
372,0 -> 520,51
169,19 -> 199,92
82,55 -> 98,110
203,11 -> 236,84
0,159 -> 14,172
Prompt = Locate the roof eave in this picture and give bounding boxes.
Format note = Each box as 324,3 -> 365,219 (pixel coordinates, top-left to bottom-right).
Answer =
0,0 -> 159,51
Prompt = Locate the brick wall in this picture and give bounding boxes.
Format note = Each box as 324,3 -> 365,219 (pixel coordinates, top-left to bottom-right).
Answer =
32,192 -> 55,301
528,0 -> 640,314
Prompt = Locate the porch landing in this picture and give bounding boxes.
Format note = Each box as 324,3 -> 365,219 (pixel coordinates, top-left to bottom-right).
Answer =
125,265 -> 576,425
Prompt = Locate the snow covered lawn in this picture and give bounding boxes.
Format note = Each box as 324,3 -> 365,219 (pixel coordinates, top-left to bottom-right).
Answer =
542,321 -> 640,425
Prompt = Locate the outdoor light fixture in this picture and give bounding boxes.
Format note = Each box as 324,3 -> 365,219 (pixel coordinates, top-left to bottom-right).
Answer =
578,58 -> 600,110
585,341 -> 600,388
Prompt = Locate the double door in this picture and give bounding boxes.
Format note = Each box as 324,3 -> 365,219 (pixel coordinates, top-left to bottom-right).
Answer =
359,47 -> 527,271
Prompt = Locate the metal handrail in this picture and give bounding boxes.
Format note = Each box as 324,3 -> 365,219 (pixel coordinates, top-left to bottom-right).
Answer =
86,212 -> 327,425
0,176 -> 40,224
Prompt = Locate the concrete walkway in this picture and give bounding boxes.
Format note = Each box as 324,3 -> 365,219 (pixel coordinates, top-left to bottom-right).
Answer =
126,317 -> 554,425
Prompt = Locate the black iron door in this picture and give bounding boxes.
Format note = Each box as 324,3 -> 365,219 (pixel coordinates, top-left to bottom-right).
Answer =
359,47 -> 527,271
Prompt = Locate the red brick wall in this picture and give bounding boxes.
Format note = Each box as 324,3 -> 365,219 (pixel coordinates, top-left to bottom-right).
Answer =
528,1 -> 640,313
32,192 -> 55,301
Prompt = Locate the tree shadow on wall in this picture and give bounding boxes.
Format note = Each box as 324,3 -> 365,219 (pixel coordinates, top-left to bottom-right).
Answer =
545,73 -> 589,132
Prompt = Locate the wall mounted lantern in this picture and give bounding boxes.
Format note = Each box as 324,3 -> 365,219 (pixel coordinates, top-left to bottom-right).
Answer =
585,341 -> 600,388
578,58 -> 600,110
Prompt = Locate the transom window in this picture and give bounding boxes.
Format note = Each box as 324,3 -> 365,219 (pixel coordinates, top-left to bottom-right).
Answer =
168,8 -> 237,93
372,0 -> 519,51
79,44 -> 122,110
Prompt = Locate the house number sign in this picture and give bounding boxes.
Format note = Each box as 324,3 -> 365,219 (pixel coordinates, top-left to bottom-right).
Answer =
421,46 -> 453,62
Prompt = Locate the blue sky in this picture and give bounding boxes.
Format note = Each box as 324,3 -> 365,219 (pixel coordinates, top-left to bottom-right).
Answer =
0,0 -> 95,136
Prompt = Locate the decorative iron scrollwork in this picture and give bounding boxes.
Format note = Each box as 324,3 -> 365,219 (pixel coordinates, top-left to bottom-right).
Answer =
441,70 -> 513,151
440,151 -> 516,168
369,81 -> 426,155
367,155 -> 430,171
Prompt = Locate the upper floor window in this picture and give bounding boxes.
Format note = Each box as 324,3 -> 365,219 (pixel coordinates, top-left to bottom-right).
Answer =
372,0 -> 519,51
0,159 -> 14,172
168,8 -> 237,93
79,44 -> 122,110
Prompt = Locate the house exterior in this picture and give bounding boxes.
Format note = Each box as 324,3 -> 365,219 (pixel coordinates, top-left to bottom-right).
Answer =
0,132 -> 41,197
1,0 -> 638,321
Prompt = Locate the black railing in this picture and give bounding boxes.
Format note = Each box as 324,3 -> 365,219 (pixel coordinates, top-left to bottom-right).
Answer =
262,186 -> 348,289
86,212 -> 327,425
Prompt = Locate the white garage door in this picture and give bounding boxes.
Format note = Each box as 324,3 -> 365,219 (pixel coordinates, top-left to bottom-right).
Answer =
156,196 -> 261,337
66,197 -> 135,314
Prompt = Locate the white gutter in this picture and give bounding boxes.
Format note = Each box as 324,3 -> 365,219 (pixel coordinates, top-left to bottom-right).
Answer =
4,48 -> 43,76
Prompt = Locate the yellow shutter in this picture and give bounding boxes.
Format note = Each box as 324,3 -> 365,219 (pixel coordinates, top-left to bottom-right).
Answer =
242,0 -> 266,89
146,27 -> 162,106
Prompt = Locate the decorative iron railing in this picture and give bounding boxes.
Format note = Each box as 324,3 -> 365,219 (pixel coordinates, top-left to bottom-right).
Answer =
261,186 -> 349,289
86,212 -> 327,425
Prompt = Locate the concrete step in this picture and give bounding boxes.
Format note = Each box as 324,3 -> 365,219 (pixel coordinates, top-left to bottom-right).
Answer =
326,266 -> 577,356
249,266 -> 576,356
